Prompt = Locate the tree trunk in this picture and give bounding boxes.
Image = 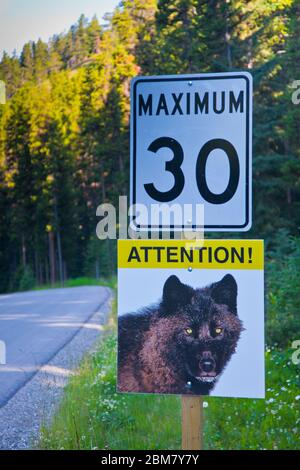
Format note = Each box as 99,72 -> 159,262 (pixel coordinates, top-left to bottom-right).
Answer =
21,235 -> 26,267
95,259 -> 100,280
34,251 -> 39,285
63,261 -> 67,282
48,231 -> 56,284
56,229 -> 64,285
247,36 -> 253,69
54,202 -> 64,285
225,11 -> 232,69
44,257 -> 49,285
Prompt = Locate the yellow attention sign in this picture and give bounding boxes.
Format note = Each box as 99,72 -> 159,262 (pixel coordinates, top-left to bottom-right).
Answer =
118,240 -> 264,270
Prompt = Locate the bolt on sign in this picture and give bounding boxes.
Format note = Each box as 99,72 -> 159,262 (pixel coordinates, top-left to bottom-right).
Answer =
118,239 -> 265,398
130,72 -> 252,232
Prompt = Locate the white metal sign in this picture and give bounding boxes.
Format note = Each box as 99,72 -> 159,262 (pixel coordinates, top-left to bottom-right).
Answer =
130,72 -> 252,231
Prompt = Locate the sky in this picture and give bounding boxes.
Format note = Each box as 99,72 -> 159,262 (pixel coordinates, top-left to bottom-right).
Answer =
0,0 -> 121,57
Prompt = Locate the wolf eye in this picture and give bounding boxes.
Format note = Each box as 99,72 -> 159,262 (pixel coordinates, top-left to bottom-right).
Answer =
185,327 -> 193,335
215,327 -> 223,335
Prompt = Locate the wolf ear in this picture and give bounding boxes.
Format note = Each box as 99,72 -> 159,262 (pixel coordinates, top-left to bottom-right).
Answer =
162,275 -> 193,312
210,274 -> 237,314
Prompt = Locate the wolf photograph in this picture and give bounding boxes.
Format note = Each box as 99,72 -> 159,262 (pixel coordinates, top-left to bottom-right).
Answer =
118,273 -> 245,396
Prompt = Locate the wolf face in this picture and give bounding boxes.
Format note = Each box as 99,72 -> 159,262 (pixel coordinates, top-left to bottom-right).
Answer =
118,274 -> 243,395
159,274 -> 243,393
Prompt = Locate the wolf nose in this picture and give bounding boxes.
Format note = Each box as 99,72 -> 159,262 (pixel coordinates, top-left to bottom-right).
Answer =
201,359 -> 215,373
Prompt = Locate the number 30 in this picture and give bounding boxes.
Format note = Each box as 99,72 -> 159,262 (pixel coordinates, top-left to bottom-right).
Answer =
144,137 -> 240,204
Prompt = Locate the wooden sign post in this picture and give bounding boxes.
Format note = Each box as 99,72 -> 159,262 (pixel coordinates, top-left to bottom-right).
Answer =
182,396 -> 204,450
180,232 -> 204,450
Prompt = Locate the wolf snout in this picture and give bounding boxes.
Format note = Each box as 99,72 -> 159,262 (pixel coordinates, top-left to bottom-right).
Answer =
199,351 -> 216,374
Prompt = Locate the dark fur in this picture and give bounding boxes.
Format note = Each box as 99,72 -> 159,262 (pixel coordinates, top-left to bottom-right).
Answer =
118,274 -> 243,395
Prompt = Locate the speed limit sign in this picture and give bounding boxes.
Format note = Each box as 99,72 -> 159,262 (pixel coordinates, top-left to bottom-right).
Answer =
130,72 -> 252,232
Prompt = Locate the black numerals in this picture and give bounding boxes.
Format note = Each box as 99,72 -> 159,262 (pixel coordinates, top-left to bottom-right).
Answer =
144,137 -> 240,205
144,137 -> 185,202
196,138 -> 240,204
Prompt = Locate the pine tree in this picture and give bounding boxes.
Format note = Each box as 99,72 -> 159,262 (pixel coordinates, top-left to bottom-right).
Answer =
154,0 -> 201,73
20,42 -> 35,82
0,51 -> 22,97
72,15 -> 90,66
33,39 -> 49,81
87,15 -> 102,54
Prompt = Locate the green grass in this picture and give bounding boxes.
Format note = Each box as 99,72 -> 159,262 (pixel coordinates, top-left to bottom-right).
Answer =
205,347 -> 300,450
39,333 -> 181,450
39,324 -> 300,449
34,276 -> 117,291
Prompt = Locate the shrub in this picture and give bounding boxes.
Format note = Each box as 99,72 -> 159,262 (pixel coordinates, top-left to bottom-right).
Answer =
18,265 -> 36,291
266,236 -> 300,347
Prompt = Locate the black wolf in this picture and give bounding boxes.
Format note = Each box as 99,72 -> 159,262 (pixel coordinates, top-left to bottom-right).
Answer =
118,274 -> 243,395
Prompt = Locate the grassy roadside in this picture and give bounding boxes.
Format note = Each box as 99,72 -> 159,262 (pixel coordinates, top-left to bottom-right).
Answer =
39,298 -> 300,450
34,276 -> 117,291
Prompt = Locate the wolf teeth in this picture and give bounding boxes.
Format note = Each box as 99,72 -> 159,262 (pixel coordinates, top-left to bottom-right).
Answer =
196,376 -> 217,383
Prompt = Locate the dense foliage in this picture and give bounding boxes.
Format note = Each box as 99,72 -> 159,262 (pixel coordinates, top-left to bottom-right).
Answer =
266,233 -> 300,347
0,0 -> 299,298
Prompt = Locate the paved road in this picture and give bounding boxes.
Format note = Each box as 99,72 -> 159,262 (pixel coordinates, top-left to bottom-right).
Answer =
0,286 -> 110,408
